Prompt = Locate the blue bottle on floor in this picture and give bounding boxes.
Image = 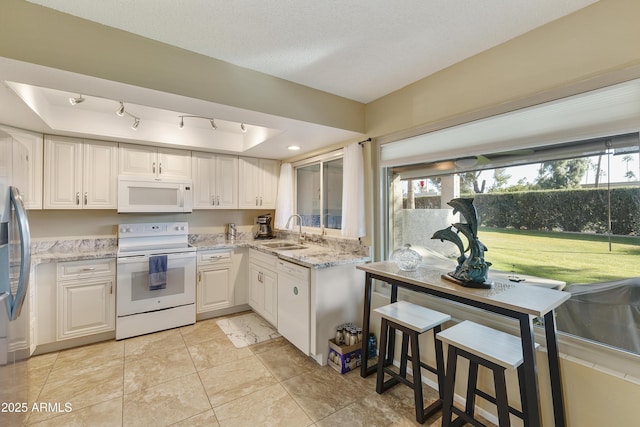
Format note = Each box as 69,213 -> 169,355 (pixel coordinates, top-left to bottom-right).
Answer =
367,333 -> 377,359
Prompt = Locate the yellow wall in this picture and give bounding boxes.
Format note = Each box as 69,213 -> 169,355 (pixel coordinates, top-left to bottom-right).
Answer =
366,0 -> 640,140
0,0 -> 364,133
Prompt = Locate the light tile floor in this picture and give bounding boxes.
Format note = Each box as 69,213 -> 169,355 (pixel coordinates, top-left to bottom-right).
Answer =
1,312 -> 495,426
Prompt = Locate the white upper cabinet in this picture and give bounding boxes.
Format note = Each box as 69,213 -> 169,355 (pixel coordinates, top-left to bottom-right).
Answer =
238,157 -> 279,209
0,125 -> 43,209
44,136 -> 118,209
119,143 -> 191,179
192,152 -> 238,209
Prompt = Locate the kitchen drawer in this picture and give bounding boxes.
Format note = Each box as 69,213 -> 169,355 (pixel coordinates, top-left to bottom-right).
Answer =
57,258 -> 116,281
249,248 -> 278,269
198,250 -> 232,266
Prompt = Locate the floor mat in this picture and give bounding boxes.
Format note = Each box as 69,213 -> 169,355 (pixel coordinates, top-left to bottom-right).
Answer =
216,312 -> 280,348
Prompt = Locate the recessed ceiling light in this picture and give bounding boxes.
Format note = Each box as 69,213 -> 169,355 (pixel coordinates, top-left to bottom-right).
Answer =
288,145 -> 300,151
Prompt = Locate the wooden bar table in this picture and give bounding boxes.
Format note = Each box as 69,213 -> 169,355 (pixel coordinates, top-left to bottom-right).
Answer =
357,261 -> 570,427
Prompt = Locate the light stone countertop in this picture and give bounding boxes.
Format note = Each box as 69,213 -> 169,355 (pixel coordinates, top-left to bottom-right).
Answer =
31,237 -> 118,264
30,235 -> 370,269
190,236 -> 370,269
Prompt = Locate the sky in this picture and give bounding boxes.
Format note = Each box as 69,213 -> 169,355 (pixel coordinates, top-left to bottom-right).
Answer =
481,152 -> 640,188
406,152 -> 640,194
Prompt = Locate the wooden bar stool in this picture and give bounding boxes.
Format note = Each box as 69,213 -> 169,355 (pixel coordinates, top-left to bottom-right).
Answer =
436,320 -> 538,427
374,300 -> 451,424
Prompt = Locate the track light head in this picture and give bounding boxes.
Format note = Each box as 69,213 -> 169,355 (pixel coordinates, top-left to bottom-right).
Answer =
131,117 -> 140,130
116,102 -> 125,116
210,119 -> 217,130
69,94 -> 85,105
241,123 -> 247,133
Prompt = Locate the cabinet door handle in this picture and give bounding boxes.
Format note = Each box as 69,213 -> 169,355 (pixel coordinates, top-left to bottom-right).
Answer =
152,162 -> 156,174
76,192 -> 80,205
84,192 -> 88,205
260,196 -> 263,206
211,195 -> 215,205
198,271 -> 202,282
217,195 -> 220,206
255,196 -> 258,206
159,162 -> 162,174
82,268 -> 96,271
110,285 -> 113,295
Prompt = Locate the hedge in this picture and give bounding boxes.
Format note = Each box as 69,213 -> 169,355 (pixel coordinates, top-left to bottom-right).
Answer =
404,188 -> 640,236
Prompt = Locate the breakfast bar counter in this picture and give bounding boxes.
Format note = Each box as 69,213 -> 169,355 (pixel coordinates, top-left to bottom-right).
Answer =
357,261 -> 571,427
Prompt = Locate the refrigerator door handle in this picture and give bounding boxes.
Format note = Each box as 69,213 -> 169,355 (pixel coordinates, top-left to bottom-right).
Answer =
9,186 -> 30,321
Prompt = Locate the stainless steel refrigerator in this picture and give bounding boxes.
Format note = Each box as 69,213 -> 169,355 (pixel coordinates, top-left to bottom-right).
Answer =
0,128 -> 31,365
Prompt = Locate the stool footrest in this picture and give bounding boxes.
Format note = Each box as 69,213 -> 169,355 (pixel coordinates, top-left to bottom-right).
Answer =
450,406 -> 488,427
473,388 -> 524,420
406,354 -> 439,377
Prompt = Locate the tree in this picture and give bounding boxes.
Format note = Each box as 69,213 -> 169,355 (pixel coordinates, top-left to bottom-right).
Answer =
489,168 -> 511,192
588,157 -> 606,188
623,155 -> 636,181
536,159 -> 589,189
460,171 -> 485,194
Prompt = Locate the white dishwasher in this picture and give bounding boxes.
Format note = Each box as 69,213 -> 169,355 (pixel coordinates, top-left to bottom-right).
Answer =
277,259 -> 310,354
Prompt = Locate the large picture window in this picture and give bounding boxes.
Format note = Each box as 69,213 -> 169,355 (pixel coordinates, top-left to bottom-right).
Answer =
386,134 -> 640,355
295,153 -> 343,233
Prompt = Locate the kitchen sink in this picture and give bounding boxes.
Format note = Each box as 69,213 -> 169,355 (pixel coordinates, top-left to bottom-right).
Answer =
261,242 -> 307,250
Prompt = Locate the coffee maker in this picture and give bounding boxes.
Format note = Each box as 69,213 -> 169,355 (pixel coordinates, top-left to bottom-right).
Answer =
254,214 -> 274,239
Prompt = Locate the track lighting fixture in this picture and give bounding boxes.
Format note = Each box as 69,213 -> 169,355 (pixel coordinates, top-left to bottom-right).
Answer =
69,94 -> 85,105
241,123 -> 247,133
178,115 -> 218,130
115,101 -> 140,130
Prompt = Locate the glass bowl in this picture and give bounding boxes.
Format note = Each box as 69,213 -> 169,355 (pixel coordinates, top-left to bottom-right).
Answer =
391,244 -> 422,271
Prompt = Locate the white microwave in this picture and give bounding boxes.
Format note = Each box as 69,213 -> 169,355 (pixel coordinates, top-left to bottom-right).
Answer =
117,176 -> 193,213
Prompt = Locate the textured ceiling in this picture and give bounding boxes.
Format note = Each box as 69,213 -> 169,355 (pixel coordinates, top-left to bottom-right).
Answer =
25,0 -> 599,103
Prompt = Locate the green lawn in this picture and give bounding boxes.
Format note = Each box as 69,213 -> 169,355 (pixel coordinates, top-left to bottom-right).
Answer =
478,227 -> 640,285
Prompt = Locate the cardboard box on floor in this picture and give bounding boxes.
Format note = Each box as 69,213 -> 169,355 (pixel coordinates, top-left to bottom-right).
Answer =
328,338 -> 361,374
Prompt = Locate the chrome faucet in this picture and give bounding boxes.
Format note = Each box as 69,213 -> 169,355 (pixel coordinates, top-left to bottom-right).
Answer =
285,214 -> 305,244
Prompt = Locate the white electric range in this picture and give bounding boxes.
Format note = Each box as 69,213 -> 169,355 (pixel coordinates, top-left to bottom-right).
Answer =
116,222 -> 196,340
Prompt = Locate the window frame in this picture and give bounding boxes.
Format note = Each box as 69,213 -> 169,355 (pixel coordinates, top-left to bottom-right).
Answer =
292,149 -> 344,237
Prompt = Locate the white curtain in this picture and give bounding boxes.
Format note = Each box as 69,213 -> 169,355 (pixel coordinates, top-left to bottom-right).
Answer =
341,142 -> 365,238
275,163 -> 294,229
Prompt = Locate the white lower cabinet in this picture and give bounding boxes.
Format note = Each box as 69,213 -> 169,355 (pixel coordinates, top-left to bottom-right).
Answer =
248,249 -> 278,326
197,250 -> 233,313
195,248 -> 248,320
56,259 -> 116,341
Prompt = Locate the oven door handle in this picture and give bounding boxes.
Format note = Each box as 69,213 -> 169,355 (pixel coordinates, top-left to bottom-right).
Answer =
116,255 -> 148,264
117,252 -> 196,264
